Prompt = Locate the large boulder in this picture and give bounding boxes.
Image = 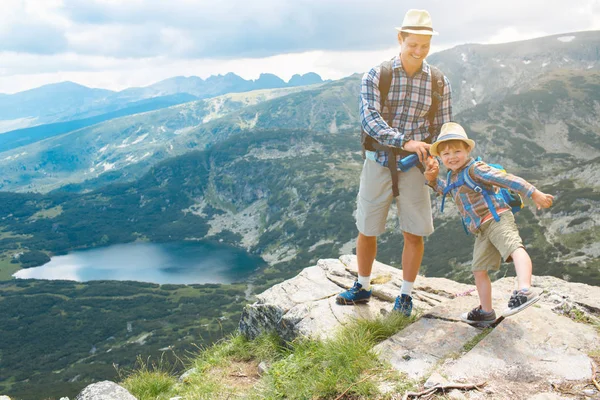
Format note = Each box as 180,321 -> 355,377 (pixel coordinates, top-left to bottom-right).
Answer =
75,381 -> 136,400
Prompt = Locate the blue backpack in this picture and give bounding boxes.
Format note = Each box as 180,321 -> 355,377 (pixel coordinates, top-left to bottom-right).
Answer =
440,157 -> 524,233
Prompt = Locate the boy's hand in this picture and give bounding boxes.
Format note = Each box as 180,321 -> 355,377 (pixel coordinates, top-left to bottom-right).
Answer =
424,156 -> 439,182
531,189 -> 554,209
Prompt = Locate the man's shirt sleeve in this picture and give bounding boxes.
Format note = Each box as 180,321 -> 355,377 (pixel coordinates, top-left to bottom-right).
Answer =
359,67 -> 406,148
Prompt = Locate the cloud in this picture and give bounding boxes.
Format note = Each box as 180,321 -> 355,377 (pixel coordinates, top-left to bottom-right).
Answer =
0,0 -> 599,92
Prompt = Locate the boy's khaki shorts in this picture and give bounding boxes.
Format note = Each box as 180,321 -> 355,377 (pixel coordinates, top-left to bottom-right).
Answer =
472,211 -> 524,272
355,158 -> 434,237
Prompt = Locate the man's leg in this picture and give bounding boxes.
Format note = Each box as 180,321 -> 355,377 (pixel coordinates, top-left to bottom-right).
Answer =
357,233 -> 377,278
401,232 -> 424,283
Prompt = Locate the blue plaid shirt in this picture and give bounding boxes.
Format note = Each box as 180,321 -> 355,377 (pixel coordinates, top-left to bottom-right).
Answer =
360,55 -> 453,168
430,159 -> 537,233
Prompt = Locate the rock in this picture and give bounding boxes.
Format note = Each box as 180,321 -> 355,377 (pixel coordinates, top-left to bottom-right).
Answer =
527,394 -> 565,400
75,381 -> 136,400
440,306 -> 597,394
240,256 -> 475,341
179,367 -> 197,383
375,297 -> 482,380
257,361 -> 269,376
423,372 -> 449,388
0,396 -> 12,400
447,389 -> 467,400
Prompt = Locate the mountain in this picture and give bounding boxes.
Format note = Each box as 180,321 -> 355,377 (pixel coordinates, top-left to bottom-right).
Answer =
0,72 -> 325,133
427,30 -> 600,114
0,81 -> 333,193
1,32 -> 598,194
0,66 -> 598,285
0,93 -> 198,153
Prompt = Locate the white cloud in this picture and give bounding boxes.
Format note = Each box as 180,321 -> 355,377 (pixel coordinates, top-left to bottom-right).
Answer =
0,0 -> 599,93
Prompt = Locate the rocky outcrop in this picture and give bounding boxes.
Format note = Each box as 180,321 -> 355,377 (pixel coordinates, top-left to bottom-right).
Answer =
75,381 -> 136,400
240,255 -> 600,399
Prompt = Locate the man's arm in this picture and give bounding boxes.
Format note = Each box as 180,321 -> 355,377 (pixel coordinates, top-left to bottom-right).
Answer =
359,67 -> 405,148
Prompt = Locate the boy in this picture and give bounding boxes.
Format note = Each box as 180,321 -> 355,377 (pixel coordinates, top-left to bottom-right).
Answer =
424,122 -> 554,326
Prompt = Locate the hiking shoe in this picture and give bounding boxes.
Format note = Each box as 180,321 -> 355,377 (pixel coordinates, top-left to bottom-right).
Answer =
336,281 -> 372,305
392,294 -> 413,317
503,288 -> 540,317
461,306 -> 497,327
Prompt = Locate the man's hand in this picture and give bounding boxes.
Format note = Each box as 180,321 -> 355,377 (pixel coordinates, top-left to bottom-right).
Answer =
424,156 -> 439,182
531,189 -> 554,210
403,140 -> 431,162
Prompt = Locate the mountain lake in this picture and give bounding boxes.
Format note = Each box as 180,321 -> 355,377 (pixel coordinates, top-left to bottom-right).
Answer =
12,241 -> 266,284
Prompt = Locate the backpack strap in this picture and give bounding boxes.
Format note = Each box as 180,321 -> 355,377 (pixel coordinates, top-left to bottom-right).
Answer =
426,65 -> 445,137
379,60 -> 393,120
461,159 -> 501,222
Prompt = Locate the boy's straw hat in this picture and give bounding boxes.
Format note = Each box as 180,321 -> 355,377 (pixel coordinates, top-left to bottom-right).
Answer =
430,122 -> 476,156
396,9 -> 438,36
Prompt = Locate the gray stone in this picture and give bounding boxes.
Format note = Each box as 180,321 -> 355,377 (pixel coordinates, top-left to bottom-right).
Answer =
375,314 -> 481,380
257,361 -> 269,376
527,394 -> 565,400
178,367 -> 197,383
441,307 -> 597,384
448,389 -> 467,400
423,372 -> 450,388
75,381 -> 136,400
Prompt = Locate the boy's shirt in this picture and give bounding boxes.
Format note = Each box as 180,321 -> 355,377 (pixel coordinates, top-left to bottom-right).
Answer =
429,158 -> 537,234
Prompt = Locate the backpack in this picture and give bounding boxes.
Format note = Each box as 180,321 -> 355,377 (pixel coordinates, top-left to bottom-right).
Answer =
360,59 -> 446,197
440,157 -> 524,234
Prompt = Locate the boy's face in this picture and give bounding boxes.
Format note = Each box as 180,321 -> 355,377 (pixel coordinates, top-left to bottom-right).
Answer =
439,141 -> 470,172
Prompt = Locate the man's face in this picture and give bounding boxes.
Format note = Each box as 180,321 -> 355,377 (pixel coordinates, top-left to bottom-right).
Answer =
399,33 -> 432,71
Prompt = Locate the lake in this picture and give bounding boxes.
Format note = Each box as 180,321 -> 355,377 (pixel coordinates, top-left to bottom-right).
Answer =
12,241 -> 266,284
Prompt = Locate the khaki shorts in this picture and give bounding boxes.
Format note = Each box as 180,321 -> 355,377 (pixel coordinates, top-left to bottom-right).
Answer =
355,158 -> 434,237
472,211 -> 524,272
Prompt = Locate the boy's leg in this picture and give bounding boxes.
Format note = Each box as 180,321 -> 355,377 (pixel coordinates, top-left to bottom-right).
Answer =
463,227 -> 501,326
473,270 -> 493,313
486,213 -> 539,316
510,247 -> 532,290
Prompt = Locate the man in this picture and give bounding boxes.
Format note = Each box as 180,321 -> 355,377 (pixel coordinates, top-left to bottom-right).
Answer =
336,9 -> 453,316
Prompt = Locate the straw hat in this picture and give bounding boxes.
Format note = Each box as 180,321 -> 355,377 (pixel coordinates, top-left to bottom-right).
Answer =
396,9 -> 438,36
430,122 -> 476,156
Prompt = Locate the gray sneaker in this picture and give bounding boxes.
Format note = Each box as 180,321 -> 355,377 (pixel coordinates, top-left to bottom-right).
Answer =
460,306 -> 497,327
502,288 -> 540,317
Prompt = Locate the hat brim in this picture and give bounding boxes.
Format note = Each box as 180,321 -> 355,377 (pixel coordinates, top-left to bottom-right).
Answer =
430,137 -> 475,157
395,27 -> 439,36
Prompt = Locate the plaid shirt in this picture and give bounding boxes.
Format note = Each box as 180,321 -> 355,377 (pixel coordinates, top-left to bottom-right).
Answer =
430,159 -> 537,234
360,55 -> 453,168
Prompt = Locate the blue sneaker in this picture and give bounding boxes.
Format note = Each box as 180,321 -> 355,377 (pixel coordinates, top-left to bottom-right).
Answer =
336,281 -> 372,305
393,294 -> 413,316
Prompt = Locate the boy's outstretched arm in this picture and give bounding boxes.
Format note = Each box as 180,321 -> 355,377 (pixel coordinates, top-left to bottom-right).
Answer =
531,189 -> 554,209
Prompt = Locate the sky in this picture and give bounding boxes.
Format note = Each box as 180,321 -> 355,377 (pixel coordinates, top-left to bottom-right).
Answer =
1,0 -> 599,94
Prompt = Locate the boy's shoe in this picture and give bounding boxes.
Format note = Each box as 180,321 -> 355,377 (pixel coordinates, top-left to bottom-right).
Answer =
336,281 -> 372,305
392,294 -> 413,317
502,288 -> 540,317
461,306 -> 497,327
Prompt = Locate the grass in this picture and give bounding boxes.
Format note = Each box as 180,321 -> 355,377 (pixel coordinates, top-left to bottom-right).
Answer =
122,313 -> 417,400
462,327 -> 493,353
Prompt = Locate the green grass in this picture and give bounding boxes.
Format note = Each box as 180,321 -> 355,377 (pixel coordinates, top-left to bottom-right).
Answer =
462,327 -> 493,353
122,313 -> 417,400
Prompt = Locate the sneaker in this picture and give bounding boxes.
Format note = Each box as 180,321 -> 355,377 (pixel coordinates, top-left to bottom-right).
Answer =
461,306 -> 497,327
392,294 -> 413,317
503,288 -> 540,317
336,281 -> 372,305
